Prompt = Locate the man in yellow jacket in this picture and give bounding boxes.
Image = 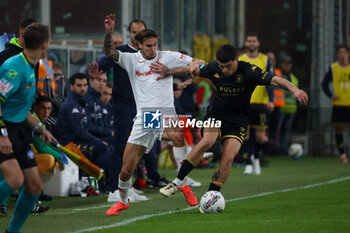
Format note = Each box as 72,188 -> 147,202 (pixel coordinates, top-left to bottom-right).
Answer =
239,33 -> 274,175
321,45 -> 350,163
276,56 -> 299,155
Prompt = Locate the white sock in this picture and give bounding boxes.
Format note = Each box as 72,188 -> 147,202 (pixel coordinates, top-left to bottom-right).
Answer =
186,146 -> 192,155
118,177 -> 131,204
173,146 -> 187,171
172,178 -> 183,187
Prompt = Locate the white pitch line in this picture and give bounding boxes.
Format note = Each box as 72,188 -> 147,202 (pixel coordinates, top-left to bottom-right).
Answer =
71,176 -> 350,233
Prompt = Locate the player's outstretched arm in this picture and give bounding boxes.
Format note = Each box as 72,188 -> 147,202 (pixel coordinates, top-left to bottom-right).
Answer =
150,61 -> 190,79
270,76 -> 308,105
104,14 -> 119,62
151,58 -> 205,80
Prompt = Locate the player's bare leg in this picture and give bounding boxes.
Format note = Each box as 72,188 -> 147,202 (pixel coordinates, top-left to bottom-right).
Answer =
0,159 -> 24,191
160,128 -> 219,205
0,160 -> 42,232
22,166 -> 43,195
163,126 -> 202,187
209,139 -> 241,191
255,128 -> 268,144
162,126 -> 187,169
106,143 -> 146,216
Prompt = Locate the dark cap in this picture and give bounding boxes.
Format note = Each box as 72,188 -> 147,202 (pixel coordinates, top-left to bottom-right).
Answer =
281,56 -> 292,63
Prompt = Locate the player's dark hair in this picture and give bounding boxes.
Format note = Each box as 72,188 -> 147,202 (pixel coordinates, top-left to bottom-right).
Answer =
19,18 -> 37,29
106,81 -> 113,89
128,20 -> 147,31
245,32 -> 259,40
336,44 -> 350,52
35,95 -> 52,105
134,29 -> 158,44
216,44 -> 237,63
23,23 -> 50,50
70,73 -> 88,85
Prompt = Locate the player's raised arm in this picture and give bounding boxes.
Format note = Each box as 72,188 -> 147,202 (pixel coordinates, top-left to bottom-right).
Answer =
150,58 -> 205,80
88,62 -> 103,77
104,14 -> 120,62
270,75 -> 309,106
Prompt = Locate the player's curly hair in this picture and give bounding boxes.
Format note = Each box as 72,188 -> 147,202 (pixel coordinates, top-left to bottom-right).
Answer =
134,29 -> 158,44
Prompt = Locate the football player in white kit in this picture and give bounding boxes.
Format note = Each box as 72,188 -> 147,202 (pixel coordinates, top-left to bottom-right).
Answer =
103,14 -> 205,216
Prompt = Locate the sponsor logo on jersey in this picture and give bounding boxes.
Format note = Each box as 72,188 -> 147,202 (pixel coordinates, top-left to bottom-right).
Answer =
0,79 -> 14,96
236,74 -> 243,83
136,70 -> 155,77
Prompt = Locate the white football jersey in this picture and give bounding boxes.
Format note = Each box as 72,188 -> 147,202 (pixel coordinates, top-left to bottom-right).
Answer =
117,50 -> 192,113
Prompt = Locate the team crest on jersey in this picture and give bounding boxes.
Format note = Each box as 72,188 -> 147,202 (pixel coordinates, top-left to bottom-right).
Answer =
143,110 -> 162,129
0,79 -> 14,96
236,74 -> 243,83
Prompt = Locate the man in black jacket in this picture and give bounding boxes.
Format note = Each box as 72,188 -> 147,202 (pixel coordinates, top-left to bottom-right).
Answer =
0,18 -> 37,66
55,73 -> 111,185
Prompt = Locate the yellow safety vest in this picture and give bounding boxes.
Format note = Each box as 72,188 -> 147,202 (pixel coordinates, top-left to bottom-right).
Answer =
239,53 -> 269,104
281,73 -> 298,114
331,62 -> 350,106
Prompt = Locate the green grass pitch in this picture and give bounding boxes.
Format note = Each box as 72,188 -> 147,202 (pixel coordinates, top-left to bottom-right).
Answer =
1,156 -> 349,233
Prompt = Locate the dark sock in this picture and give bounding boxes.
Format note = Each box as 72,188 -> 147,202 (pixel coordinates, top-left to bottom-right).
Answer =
208,182 -> 221,191
177,160 -> 195,180
335,134 -> 344,154
255,142 -> 265,158
242,152 -> 252,164
8,187 -> 39,233
0,178 -> 14,206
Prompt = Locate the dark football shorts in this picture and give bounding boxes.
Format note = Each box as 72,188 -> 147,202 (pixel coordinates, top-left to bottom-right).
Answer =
249,104 -> 268,129
203,111 -> 248,144
0,121 -> 36,170
331,106 -> 350,125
